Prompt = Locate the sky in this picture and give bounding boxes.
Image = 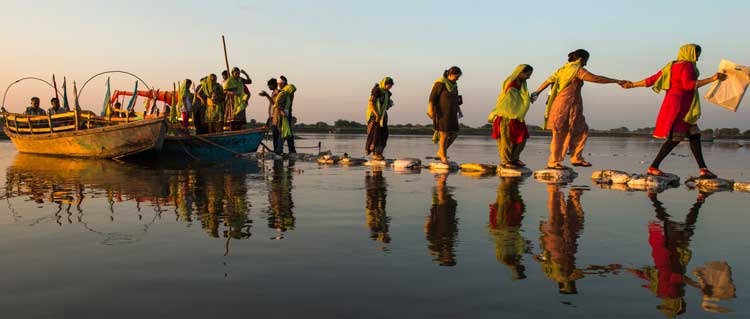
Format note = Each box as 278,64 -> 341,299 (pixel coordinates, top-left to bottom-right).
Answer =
2,0 -> 750,130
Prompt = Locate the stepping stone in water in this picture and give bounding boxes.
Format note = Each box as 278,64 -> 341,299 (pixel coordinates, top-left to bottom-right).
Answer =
459,163 -> 497,173
427,161 -> 459,171
733,181 -> 750,193
339,156 -> 366,166
317,154 -> 340,164
364,159 -> 392,167
533,168 -> 578,183
591,170 -> 635,184
498,166 -> 532,177
685,177 -> 734,192
393,158 -> 422,169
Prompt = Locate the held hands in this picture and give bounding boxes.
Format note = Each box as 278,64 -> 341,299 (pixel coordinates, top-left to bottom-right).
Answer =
618,80 -> 634,89
530,92 -> 539,103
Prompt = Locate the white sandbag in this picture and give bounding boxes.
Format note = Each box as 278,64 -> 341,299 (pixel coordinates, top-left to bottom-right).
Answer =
459,163 -> 497,173
685,177 -> 734,192
591,170 -> 634,184
533,168 -> 578,183
393,158 -> 422,169
705,59 -> 750,112
365,159 -> 392,167
498,166 -> 532,177
626,173 -> 680,191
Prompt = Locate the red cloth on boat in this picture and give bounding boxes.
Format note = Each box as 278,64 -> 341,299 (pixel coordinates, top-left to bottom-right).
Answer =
492,117 -> 529,144
645,62 -> 699,139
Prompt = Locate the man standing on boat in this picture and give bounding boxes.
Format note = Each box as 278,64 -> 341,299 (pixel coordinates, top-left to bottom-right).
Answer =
272,76 -> 297,156
24,97 -> 46,115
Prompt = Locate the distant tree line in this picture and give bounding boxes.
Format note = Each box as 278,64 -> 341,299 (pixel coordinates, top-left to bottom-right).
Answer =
262,118 -> 750,138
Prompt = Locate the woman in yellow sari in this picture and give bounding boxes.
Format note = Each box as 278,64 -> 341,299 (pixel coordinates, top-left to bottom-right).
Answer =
533,49 -> 625,169
488,64 -> 533,168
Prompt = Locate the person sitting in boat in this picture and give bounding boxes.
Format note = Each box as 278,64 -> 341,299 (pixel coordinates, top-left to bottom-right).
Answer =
24,97 -> 46,115
223,67 -> 252,131
47,97 -> 67,115
111,102 -> 126,118
259,78 -> 279,126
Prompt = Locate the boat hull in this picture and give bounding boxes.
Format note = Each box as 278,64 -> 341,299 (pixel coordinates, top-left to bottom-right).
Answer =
4,117 -> 166,158
161,127 -> 266,161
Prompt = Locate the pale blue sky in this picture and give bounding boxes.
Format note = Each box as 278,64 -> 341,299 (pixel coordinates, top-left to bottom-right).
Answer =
2,0 -> 749,129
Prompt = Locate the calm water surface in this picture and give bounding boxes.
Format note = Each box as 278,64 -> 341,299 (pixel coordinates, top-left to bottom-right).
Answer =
1,135 -> 749,318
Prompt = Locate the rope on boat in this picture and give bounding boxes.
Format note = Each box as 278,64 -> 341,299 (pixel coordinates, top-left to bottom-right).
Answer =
76,70 -> 155,102
2,77 -> 63,111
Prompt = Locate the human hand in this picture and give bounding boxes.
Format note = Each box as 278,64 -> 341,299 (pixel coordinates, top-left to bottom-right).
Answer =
530,92 -> 539,103
259,90 -> 268,97
714,72 -> 727,81
458,110 -> 464,119
619,80 -> 634,89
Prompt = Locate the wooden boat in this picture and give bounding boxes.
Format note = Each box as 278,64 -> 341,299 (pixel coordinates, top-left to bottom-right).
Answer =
0,115 -> 7,140
2,110 -> 166,158
160,126 -> 267,161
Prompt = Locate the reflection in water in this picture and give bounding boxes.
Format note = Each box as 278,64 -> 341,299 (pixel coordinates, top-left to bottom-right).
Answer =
425,173 -> 459,267
266,159 -> 295,239
537,185 -> 586,294
628,193 -> 736,317
365,170 -> 390,244
4,154 -> 258,246
488,178 -> 531,280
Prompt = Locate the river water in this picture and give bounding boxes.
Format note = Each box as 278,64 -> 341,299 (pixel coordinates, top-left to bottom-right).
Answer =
1,134 -> 749,318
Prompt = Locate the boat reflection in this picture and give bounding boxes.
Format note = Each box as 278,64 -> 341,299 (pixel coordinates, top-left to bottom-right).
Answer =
4,153 -> 260,244
488,177 -> 531,280
365,170 -> 390,245
425,172 -> 459,266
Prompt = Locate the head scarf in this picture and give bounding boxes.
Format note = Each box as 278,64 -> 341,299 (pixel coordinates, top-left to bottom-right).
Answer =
543,59 -> 582,129
435,76 -> 457,93
488,64 -> 531,122
651,44 -> 701,124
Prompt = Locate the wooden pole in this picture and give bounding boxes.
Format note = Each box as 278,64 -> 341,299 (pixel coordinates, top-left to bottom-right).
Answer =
52,74 -> 60,105
73,81 -> 81,110
221,35 -> 230,77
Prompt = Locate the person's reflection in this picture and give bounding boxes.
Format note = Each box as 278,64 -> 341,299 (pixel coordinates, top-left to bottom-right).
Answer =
223,168 -> 252,239
365,170 -> 390,244
267,159 -> 295,239
425,172 -> 458,266
627,192 -> 706,318
536,184 -> 585,294
488,178 -> 530,280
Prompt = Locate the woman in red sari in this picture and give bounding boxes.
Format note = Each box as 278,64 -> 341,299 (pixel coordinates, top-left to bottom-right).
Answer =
624,44 -> 725,178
